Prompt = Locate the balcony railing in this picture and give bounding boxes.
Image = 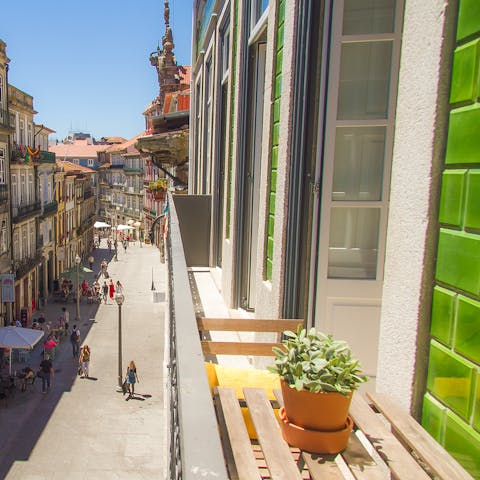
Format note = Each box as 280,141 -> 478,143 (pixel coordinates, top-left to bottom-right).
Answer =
41,200 -> 58,217
14,250 -> 43,278
39,150 -> 56,163
0,184 -> 8,202
165,193 -> 227,479
12,201 -> 41,222
0,108 -> 10,130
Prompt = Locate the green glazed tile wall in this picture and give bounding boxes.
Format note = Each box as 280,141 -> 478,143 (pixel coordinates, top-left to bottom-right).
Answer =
264,0 -> 285,281
430,286 -> 455,345
424,1 -> 480,476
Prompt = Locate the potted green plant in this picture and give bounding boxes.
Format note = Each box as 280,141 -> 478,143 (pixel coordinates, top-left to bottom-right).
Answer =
149,179 -> 168,200
268,327 -> 367,453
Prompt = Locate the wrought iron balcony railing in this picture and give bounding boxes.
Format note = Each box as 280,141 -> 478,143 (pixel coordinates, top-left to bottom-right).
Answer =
12,200 -> 41,222
40,200 -> 58,217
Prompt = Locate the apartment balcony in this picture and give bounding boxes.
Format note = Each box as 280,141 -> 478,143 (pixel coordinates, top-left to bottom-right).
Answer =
12,200 -> 41,223
164,195 -> 475,480
13,250 -> 43,279
40,200 -> 58,218
124,167 -> 143,174
0,184 -> 8,202
38,150 -> 56,163
0,108 -> 12,131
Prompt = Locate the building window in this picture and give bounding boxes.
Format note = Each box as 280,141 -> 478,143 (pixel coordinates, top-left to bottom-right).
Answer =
0,147 -> 5,183
0,220 -> 7,254
88,159 -> 94,167
19,120 -> 25,145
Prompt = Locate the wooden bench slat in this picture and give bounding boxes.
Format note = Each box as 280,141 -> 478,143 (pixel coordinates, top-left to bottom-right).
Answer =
301,452 -> 344,480
201,341 -> 281,356
350,394 -> 431,480
197,317 -> 303,333
214,387 -> 262,480
244,388 -> 303,480
367,392 -> 474,480
340,433 -> 386,480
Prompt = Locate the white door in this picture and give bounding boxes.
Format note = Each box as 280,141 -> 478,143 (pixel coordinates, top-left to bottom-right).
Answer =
313,0 -> 403,379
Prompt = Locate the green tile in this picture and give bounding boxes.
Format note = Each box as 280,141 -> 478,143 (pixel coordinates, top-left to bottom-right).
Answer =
474,372 -> 480,432
436,229 -> 480,295
275,73 -> 282,99
438,170 -> 466,226
278,0 -> 286,25
455,295 -> 480,363
427,340 -> 474,420
457,0 -> 480,42
276,49 -> 283,77
271,145 -> 279,168
445,104 -> 480,165
267,236 -> 274,259
266,258 -> 273,280
272,123 -> 280,146
444,410 -> 480,478
430,286 -> 456,345
270,170 -> 277,191
269,192 -> 276,215
465,170 -> 480,229
422,393 -> 447,443
276,24 -> 284,50
268,214 -> 275,237
273,98 -> 281,123
450,41 -> 479,104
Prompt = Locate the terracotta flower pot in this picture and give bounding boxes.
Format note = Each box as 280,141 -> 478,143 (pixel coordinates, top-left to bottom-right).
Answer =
279,407 -> 353,454
280,379 -> 352,431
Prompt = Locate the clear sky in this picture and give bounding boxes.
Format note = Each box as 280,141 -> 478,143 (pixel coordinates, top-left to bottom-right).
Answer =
1,0 -> 192,142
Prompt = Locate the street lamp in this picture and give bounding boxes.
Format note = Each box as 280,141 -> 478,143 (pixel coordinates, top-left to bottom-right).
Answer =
115,291 -> 125,391
75,255 -> 81,321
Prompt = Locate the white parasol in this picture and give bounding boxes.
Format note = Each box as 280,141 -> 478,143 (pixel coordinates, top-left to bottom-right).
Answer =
0,326 -> 44,375
94,221 -> 111,229
116,224 -> 134,231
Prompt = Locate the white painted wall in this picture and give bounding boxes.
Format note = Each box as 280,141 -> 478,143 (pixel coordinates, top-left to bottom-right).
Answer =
376,0 -> 455,411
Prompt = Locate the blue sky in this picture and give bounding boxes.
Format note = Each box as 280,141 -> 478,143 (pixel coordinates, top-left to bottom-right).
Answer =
1,0 -> 192,142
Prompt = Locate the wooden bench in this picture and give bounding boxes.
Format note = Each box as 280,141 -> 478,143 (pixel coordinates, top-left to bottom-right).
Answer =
212,386 -> 474,480
197,318 -> 303,357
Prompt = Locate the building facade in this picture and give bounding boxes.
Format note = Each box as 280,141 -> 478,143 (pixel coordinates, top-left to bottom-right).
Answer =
0,40 -> 12,325
190,0 -> 480,475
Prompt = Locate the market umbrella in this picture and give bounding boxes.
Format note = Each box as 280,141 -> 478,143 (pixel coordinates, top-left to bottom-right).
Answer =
0,327 -> 44,375
94,221 -> 111,229
116,224 -> 134,231
59,265 -> 94,281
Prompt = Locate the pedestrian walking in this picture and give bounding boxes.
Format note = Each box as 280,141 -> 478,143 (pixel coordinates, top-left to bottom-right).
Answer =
70,324 -> 80,358
78,345 -> 91,378
62,307 -> 70,333
88,255 -> 94,270
125,360 -> 139,398
102,281 -> 109,304
107,239 -> 112,252
39,353 -> 54,393
109,279 -> 115,301
123,239 -> 127,253
115,280 -> 123,294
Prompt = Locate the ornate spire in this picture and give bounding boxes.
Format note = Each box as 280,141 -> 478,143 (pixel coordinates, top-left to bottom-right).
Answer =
162,0 -> 175,59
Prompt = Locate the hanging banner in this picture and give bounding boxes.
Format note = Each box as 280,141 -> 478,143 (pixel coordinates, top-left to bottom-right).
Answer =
1,273 -> 15,303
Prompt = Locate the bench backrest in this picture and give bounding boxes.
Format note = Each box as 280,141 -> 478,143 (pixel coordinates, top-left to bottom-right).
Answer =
197,318 -> 303,357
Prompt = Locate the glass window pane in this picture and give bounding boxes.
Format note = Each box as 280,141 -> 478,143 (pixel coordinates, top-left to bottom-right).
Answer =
337,42 -> 392,120
333,127 -> 386,201
343,0 -> 396,35
328,208 -> 380,279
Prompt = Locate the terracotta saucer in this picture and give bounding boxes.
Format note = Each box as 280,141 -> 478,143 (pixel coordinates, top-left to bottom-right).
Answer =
279,407 -> 353,454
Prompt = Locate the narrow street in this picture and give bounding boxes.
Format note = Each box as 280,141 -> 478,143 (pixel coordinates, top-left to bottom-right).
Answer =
0,240 -> 166,480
